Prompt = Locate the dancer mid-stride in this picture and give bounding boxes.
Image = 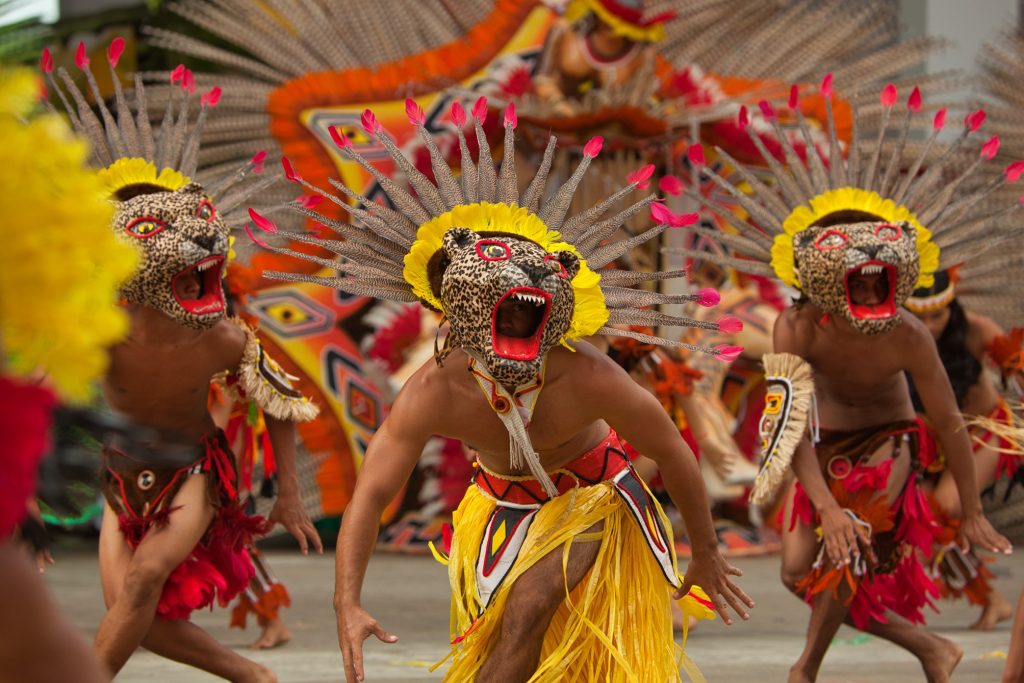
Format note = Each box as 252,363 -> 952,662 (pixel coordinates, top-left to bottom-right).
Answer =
252,98 -> 754,681
690,76 -> 1018,682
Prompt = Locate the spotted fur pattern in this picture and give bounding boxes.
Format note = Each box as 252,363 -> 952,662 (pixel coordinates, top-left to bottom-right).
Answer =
793,220 -> 920,335
440,228 -> 579,388
113,182 -> 230,329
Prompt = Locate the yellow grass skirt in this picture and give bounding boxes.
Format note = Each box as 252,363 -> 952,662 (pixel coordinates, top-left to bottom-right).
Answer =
432,481 -> 712,682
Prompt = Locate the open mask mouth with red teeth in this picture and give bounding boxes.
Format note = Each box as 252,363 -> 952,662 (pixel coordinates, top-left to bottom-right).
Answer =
491,287 -> 552,361
844,261 -> 897,320
171,255 -> 226,317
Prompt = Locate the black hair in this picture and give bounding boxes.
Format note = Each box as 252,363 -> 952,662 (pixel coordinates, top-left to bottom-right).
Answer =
908,294 -> 981,410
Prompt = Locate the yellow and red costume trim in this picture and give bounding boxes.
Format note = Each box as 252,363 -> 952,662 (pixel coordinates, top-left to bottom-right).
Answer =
432,429 -> 713,682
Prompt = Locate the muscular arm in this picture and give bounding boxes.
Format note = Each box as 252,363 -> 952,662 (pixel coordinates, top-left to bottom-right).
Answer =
265,415 -> 323,553
335,365 -> 438,681
583,352 -> 753,622
903,315 -> 1010,553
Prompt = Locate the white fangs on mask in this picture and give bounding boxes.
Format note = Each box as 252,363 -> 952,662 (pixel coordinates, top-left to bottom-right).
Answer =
512,292 -> 546,305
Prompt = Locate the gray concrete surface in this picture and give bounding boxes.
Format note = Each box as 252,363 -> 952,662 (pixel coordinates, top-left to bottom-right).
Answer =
43,542 -> 1023,682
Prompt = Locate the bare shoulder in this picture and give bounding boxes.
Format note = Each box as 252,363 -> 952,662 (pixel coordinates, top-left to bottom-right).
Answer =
965,309 -> 1004,348
549,339 -> 631,395
389,353 -> 460,433
205,318 -> 248,370
773,304 -> 816,354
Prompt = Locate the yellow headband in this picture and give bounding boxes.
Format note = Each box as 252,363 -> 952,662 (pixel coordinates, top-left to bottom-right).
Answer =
769,187 -> 940,290
402,201 -> 609,342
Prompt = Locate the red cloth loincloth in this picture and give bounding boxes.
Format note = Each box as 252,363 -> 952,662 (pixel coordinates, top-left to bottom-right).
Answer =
105,430 -> 270,620
789,418 -> 940,629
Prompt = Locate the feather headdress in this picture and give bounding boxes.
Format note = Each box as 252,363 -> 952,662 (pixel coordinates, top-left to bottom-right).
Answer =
678,75 -> 1024,291
248,97 -> 743,493
40,39 -> 275,218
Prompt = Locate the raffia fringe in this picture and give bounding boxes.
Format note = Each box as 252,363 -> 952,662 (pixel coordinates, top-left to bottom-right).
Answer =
234,318 -> 320,423
750,352 -> 814,505
436,485 -> 711,682
967,402 -> 1024,456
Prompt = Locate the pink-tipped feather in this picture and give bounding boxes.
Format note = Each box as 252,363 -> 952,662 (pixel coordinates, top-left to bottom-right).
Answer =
329,125 -> 351,149
907,86 -> 922,112
170,64 -> 185,84
650,203 -> 698,227
933,107 -> 947,130
201,86 -> 222,108
504,102 -> 518,129
1005,161 -> 1024,183
472,96 -> 488,123
788,85 -> 799,110
250,150 -> 267,174
451,100 -> 466,127
40,48 -> 52,74
74,42 -> 89,70
820,73 -> 834,99
713,344 -> 744,363
627,163 -> 655,188
296,194 -> 324,209
981,135 -> 1000,160
107,37 -> 125,68
405,98 -> 425,126
738,105 -> 749,128
244,223 -> 268,248
758,100 -> 776,120
182,69 -> 195,94
360,109 -> 381,135
658,175 -> 685,196
583,135 -> 604,158
281,157 -> 301,182
880,83 -> 897,107
717,315 -> 744,334
966,109 -> 986,132
687,143 -> 705,166
248,209 -> 278,234
696,288 -> 720,307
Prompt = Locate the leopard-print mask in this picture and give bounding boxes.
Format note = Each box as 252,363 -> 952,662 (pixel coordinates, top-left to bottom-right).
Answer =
792,220 -> 919,335
440,228 -> 580,389
112,182 -> 229,330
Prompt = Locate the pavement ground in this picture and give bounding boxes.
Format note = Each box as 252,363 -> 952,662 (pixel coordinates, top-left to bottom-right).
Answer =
42,537 -> 1024,682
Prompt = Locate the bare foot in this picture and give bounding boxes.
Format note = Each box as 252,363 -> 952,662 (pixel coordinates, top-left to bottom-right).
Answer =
237,661 -> 277,683
250,618 -> 291,650
971,592 -> 1013,631
919,634 -> 963,683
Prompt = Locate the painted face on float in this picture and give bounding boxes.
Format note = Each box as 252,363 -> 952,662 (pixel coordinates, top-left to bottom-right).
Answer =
439,227 -> 580,388
793,219 -> 920,335
112,182 -> 229,330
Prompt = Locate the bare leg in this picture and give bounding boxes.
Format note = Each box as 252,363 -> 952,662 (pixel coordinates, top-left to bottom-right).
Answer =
96,482 -> 275,682
1003,589 -> 1024,683
933,441 -> 1010,629
477,523 -> 604,683
779,484 -> 818,595
788,590 -> 850,683
859,614 -> 962,683
0,544 -> 106,683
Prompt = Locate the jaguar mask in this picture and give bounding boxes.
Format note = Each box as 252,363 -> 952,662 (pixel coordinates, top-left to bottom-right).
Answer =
112,182 -> 229,330
437,227 -> 580,389
793,219 -> 920,335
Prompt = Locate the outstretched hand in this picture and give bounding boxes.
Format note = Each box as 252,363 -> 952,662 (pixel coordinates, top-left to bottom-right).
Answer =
269,491 -> 323,555
962,512 -> 1012,555
338,605 -> 398,682
675,550 -> 754,625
